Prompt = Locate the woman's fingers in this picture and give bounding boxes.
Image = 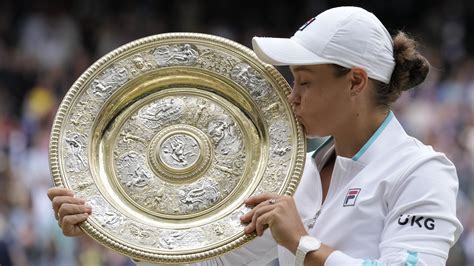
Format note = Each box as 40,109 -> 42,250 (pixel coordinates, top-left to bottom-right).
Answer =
255,211 -> 275,236
244,193 -> 278,206
47,187 -> 89,237
58,203 -> 91,224
61,213 -> 89,237
243,203 -> 277,234
52,196 -> 86,217
241,199 -> 276,221
47,187 -> 74,201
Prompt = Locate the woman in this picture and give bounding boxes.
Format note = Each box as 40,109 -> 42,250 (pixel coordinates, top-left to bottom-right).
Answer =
48,6 -> 463,266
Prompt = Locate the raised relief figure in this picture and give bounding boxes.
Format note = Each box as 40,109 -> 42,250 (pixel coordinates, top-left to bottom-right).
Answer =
158,229 -> 205,250
91,65 -> 129,98
230,63 -> 267,98
126,223 -> 157,245
153,44 -> 199,66
138,98 -> 183,129
192,98 -> 209,126
64,133 -> 88,172
117,151 -> 152,188
269,120 -> 291,156
178,179 -> 220,211
208,117 -> 242,155
130,55 -> 153,75
87,196 -> 123,228
161,135 -> 199,168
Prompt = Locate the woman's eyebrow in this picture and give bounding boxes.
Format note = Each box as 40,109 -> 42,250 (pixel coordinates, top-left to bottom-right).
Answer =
291,66 -> 314,73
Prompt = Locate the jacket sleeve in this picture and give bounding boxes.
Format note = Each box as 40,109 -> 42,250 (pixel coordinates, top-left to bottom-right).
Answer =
325,154 -> 463,266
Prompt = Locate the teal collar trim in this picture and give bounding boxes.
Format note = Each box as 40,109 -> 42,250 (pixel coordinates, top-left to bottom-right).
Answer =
352,111 -> 394,161
311,136 -> 333,159
405,251 -> 418,266
362,260 -> 385,266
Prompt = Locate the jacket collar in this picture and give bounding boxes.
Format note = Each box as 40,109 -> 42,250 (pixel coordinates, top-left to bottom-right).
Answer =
312,111 -> 409,166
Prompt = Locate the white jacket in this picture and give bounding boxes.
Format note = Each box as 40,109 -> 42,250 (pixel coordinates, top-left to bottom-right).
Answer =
138,111 -> 463,266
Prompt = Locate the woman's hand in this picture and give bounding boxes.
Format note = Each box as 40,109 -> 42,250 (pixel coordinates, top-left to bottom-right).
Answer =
240,193 -> 308,253
47,187 -> 91,237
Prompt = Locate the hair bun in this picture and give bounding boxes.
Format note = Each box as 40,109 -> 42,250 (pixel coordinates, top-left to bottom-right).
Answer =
390,32 -> 430,92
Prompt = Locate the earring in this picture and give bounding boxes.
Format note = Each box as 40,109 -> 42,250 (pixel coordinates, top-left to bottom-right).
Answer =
350,92 -> 357,96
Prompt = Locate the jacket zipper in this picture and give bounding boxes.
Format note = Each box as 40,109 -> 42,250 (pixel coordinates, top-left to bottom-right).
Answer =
307,209 -> 321,229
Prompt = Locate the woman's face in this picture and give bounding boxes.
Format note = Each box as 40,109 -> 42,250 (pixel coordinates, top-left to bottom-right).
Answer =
289,64 -> 353,138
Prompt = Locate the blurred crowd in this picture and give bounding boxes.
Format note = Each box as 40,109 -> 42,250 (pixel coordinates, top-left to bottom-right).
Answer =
0,0 -> 472,265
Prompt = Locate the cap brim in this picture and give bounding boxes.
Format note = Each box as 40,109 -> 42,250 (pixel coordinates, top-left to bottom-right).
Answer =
252,37 -> 330,66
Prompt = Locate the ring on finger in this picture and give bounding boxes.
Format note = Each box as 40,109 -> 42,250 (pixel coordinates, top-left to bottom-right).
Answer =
269,198 -> 276,205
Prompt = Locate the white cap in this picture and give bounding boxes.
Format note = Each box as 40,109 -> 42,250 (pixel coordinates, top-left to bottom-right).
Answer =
252,6 -> 395,84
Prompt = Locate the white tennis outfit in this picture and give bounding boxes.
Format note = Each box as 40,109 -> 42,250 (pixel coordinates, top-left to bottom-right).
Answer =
137,111 -> 463,265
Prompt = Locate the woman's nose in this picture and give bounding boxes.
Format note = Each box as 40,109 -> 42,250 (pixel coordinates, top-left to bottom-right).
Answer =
287,87 -> 300,105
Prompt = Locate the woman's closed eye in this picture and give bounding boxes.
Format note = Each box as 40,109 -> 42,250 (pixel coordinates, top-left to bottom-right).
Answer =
292,81 -> 311,88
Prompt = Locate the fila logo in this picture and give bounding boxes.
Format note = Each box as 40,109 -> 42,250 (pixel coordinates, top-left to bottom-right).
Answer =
299,17 -> 316,31
398,214 -> 435,230
343,188 -> 361,207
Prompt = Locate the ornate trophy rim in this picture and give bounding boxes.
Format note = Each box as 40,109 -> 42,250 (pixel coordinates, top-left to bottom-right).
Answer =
49,32 -> 306,264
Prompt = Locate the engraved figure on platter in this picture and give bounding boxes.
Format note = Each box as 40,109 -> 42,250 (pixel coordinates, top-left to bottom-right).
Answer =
120,130 -> 146,145
130,55 -> 153,75
138,98 -> 183,129
64,133 -> 88,172
269,120 -> 291,156
169,136 -> 186,163
110,66 -> 128,83
159,231 -> 188,250
126,223 -> 156,245
153,44 -> 199,66
192,98 -> 209,126
158,229 -> 205,250
70,113 -> 85,127
86,196 -> 123,229
208,117 -> 242,155
161,135 -> 198,168
197,48 -> 237,73
91,79 -> 112,97
178,179 -> 220,211
213,223 -> 224,236
230,63 -> 267,98
128,165 -> 150,188
144,187 -> 165,209
117,151 -> 152,188
91,65 -> 129,98
97,211 -> 121,227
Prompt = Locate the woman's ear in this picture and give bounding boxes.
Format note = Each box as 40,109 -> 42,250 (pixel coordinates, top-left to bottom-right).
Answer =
350,67 -> 368,97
